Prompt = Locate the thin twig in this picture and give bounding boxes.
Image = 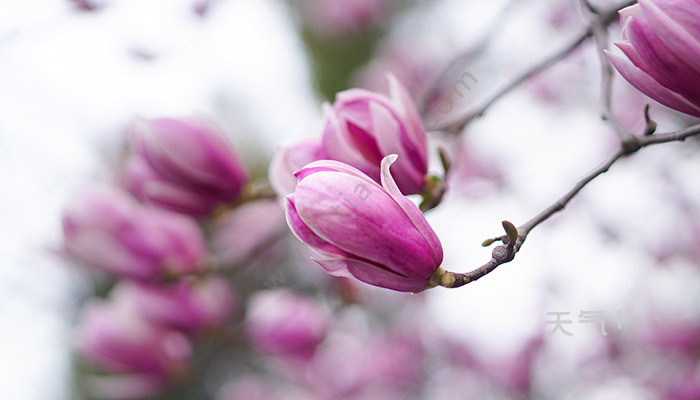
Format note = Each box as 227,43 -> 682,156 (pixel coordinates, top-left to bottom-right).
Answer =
420,0 -> 522,114
586,1 -> 639,144
441,122 -> 700,288
437,0 -> 637,134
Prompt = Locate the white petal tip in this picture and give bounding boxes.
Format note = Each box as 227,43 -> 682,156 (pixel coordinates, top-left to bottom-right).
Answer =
382,154 -> 399,167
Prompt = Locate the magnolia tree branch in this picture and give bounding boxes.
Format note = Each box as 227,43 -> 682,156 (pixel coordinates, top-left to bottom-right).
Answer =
437,0 -> 637,135
435,122 -> 700,289
420,0 -> 522,114
590,12 -> 637,144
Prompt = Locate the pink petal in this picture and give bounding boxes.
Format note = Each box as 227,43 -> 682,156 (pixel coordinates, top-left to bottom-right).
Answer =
345,258 -> 430,292
370,102 -> 425,195
607,51 -> 700,117
379,155 -> 444,266
622,17 -> 700,103
312,256 -> 353,278
387,73 -> 427,167
640,0 -> 700,74
322,104 -> 378,177
294,170 -> 437,278
285,195 -> 349,259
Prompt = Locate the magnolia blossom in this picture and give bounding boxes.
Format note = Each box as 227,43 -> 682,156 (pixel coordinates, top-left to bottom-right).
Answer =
211,199 -> 287,266
76,300 -> 191,393
62,186 -> 207,281
245,289 -> 329,357
322,75 -> 428,195
124,117 -> 248,216
268,141 -> 327,198
286,155 -> 443,292
112,277 -> 236,334
607,0 -> 700,117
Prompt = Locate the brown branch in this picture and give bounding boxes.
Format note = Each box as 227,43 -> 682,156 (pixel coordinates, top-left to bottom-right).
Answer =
585,0 -> 639,145
420,0 -> 522,114
440,122 -> 700,289
437,0 -> 637,135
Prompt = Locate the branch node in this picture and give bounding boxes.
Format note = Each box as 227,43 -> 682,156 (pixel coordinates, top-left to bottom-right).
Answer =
492,245 -> 512,263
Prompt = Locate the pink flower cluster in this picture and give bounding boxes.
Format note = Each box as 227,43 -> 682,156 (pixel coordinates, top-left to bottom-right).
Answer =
271,76 -> 446,292
62,117 -> 282,397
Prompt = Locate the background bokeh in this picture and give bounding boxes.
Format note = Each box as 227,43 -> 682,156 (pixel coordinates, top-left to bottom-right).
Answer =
1,0 -> 699,399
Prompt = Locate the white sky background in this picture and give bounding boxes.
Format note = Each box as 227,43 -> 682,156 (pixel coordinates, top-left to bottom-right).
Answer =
1,0 -> 699,399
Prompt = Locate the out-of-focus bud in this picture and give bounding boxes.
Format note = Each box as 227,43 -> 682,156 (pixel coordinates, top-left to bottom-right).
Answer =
362,333 -> 425,390
484,336 -> 544,394
245,289 -> 329,357
62,186 -> 208,281
299,0 -> 393,38
607,1 -> 700,118
113,277 -> 236,334
193,0 -> 212,17
211,199 -> 286,267
322,75 -> 428,195
448,140 -> 503,198
269,141 -> 327,198
69,0 -> 105,12
299,330 -> 369,398
125,117 -> 248,217
354,41 -> 439,100
286,156 -> 443,292
75,300 -> 191,388
644,318 -> 700,354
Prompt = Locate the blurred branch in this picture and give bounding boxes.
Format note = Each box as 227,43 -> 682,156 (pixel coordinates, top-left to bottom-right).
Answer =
436,0 -> 637,134
420,0 -> 522,114
586,0 -> 639,145
440,121 -> 700,288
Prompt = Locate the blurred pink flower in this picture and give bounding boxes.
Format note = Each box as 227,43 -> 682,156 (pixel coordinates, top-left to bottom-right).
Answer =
448,140 -> 503,198
300,332 -> 369,398
69,0 -> 104,12
76,300 -> 191,387
322,75 -> 428,195
483,336 -> 543,395
62,186 -> 208,281
286,156 -> 443,292
269,140 -> 327,198
124,117 -> 248,217
362,333 -> 425,390
644,318 -> 700,354
246,289 -> 329,357
607,0 -> 700,117
354,41 -> 440,100
299,0 -> 394,37
211,199 -> 287,266
113,277 -> 236,334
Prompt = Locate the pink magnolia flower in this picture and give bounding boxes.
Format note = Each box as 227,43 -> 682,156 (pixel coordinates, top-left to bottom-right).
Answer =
112,277 -> 236,334
322,75 -> 428,195
76,300 -> 191,387
286,155 -> 443,292
124,117 -> 248,216
269,140 -> 327,198
607,0 -> 700,118
211,199 -> 286,266
245,289 -> 329,357
62,186 -> 207,281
